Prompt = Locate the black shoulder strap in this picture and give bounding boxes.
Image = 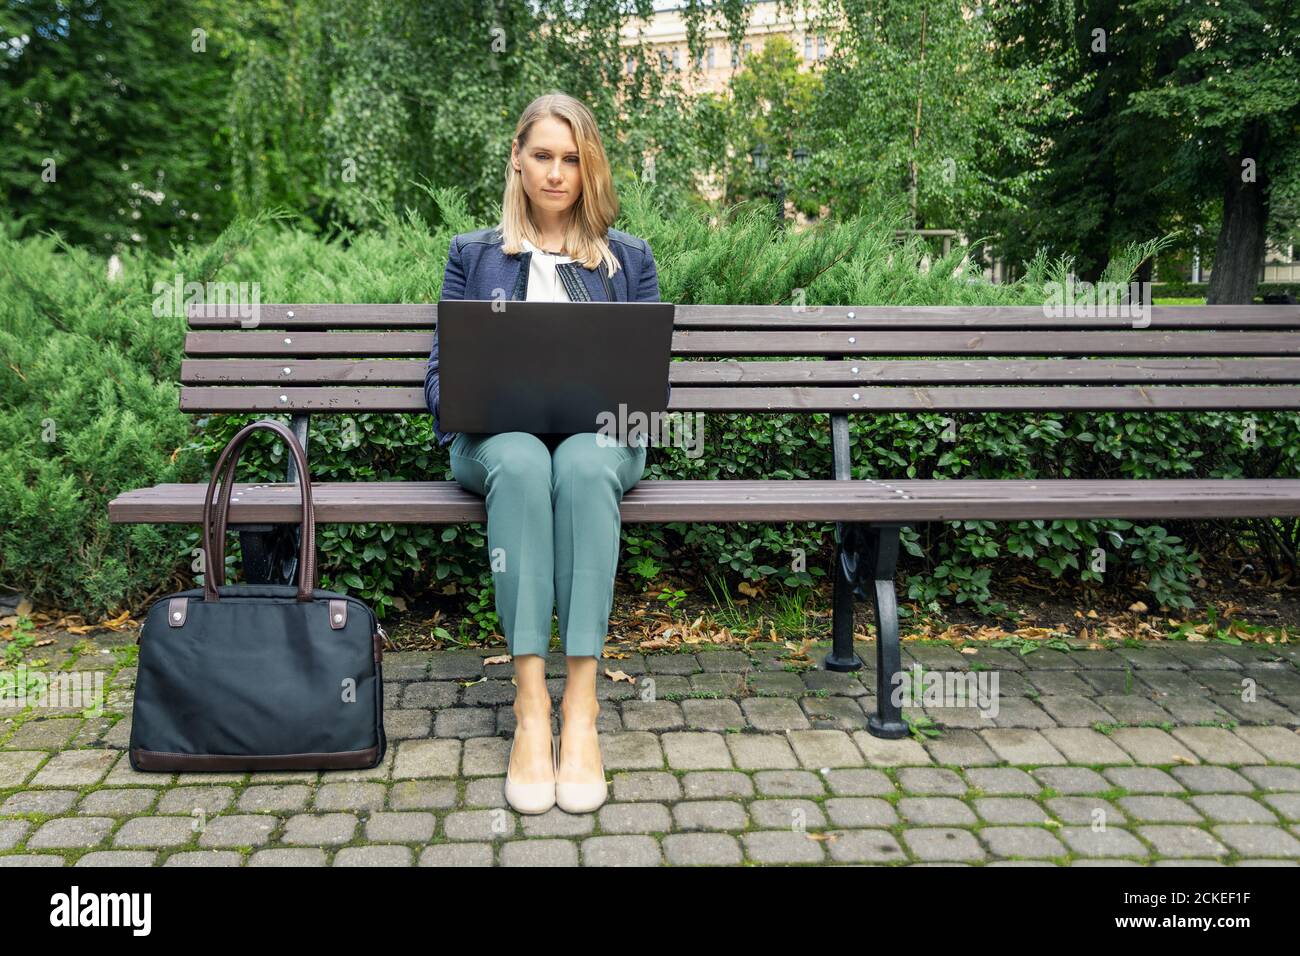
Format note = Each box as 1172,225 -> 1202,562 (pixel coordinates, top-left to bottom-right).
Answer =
509,251 -> 531,300
600,260 -> 616,301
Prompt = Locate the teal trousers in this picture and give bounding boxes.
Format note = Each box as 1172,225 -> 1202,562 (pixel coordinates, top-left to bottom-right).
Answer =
449,430 -> 648,658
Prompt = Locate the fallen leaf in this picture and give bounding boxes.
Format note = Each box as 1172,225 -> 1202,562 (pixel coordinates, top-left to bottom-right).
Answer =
98,609 -> 133,630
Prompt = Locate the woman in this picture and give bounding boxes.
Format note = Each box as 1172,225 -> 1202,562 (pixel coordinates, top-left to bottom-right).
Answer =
425,92 -> 665,815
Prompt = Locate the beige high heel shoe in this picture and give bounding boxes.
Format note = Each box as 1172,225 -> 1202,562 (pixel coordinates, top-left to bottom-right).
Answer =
505,729 -> 557,815
555,726 -> 608,813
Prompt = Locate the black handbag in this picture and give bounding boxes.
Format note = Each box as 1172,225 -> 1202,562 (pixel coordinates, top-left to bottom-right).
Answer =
129,419 -> 388,772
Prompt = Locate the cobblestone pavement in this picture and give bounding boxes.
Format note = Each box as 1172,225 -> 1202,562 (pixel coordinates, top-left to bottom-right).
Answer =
2,639 -> 1299,866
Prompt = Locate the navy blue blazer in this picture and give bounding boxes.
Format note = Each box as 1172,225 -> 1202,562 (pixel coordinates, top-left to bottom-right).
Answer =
425,225 -> 665,447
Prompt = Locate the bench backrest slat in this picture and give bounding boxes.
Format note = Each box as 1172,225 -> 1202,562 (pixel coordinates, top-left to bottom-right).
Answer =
184,329 -> 1300,357
177,303 -> 1300,416
185,303 -> 1300,331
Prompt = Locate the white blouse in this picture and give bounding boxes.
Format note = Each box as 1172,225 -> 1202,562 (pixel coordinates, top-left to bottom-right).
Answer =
521,238 -> 573,301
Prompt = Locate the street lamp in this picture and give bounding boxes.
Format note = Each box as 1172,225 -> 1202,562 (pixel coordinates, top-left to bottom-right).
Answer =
751,144 -> 811,227
751,142 -> 789,228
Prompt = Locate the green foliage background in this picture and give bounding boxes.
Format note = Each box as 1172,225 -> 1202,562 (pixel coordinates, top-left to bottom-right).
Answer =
4,185 -> 1298,628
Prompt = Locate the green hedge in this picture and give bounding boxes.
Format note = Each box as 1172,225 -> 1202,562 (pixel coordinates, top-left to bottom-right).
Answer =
1152,280 -> 1300,301
3,189 -> 1299,628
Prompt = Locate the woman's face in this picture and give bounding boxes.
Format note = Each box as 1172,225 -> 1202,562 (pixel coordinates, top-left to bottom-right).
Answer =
511,115 -> 583,219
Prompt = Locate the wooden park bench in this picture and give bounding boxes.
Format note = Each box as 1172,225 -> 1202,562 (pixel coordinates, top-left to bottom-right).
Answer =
108,301 -> 1300,738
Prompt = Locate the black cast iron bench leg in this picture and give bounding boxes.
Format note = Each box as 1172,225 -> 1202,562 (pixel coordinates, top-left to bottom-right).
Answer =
238,523 -> 301,586
825,521 -> 910,739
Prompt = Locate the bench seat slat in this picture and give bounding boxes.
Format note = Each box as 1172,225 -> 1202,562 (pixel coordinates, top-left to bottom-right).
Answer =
178,384 -> 1300,413
108,478 -> 1300,524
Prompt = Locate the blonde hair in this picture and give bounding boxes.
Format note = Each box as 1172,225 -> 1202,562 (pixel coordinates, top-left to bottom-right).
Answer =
499,92 -> 620,276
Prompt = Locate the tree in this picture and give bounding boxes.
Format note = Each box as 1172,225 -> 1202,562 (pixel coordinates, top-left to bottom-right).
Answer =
804,0 -> 1060,231
0,0 -> 237,253
225,0 -> 752,233
1127,0 -> 1300,302
697,33 -> 821,213
985,0 -> 1298,297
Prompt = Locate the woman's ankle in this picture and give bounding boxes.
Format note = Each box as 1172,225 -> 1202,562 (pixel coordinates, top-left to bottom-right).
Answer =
513,696 -> 552,723
560,699 -> 599,726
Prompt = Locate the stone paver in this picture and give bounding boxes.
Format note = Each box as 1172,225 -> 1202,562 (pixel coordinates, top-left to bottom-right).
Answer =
1170,727 -> 1268,765
1040,728 -> 1134,765
923,729 -> 1001,766
743,830 -> 825,863
113,817 -> 195,848
26,817 -> 114,849
1047,797 -> 1126,826
281,813 -> 359,846
902,828 -> 986,862
1190,795 -> 1278,824
979,826 -> 1068,859
662,732 -> 733,770
197,815 -> 277,848
1109,728 -> 1200,765
6,640 -> 1299,867
788,729 -> 867,768
965,767 -> 1041,795
980,730 -> 1067,765
30,749 -> 118,786
1059,827 -> 1148,859
663,832 -> 743,865
898,797 -> 976,825
1032,766 -> 1110,794
1261,793 -> 1300,821
1169,766 -> 1254,793
1212,825 -> 1300,857
582,835 -> 663,866
1104,767 -> 1186,794
851,732 -> 933,766
973,798 -> 1051,824
824,797 -> 897,827
1233,727 -> 1300,763
1241,766 -> 1300,791
1116,796 -> 1203,823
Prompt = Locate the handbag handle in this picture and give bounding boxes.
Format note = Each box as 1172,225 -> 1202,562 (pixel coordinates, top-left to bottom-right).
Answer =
202,419 -> 316,603
208,452 -> 322,595
207,440 -> 320,593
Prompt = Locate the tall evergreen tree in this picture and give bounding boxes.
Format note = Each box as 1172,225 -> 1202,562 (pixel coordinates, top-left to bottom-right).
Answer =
0,0 -> 236,253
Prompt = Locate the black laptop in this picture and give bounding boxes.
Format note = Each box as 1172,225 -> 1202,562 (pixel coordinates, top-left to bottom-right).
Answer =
435,299 -> 675,437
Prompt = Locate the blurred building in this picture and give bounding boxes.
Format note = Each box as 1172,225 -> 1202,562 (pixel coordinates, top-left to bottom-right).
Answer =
619,0 -> 836,95
617,1 -> 836,219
